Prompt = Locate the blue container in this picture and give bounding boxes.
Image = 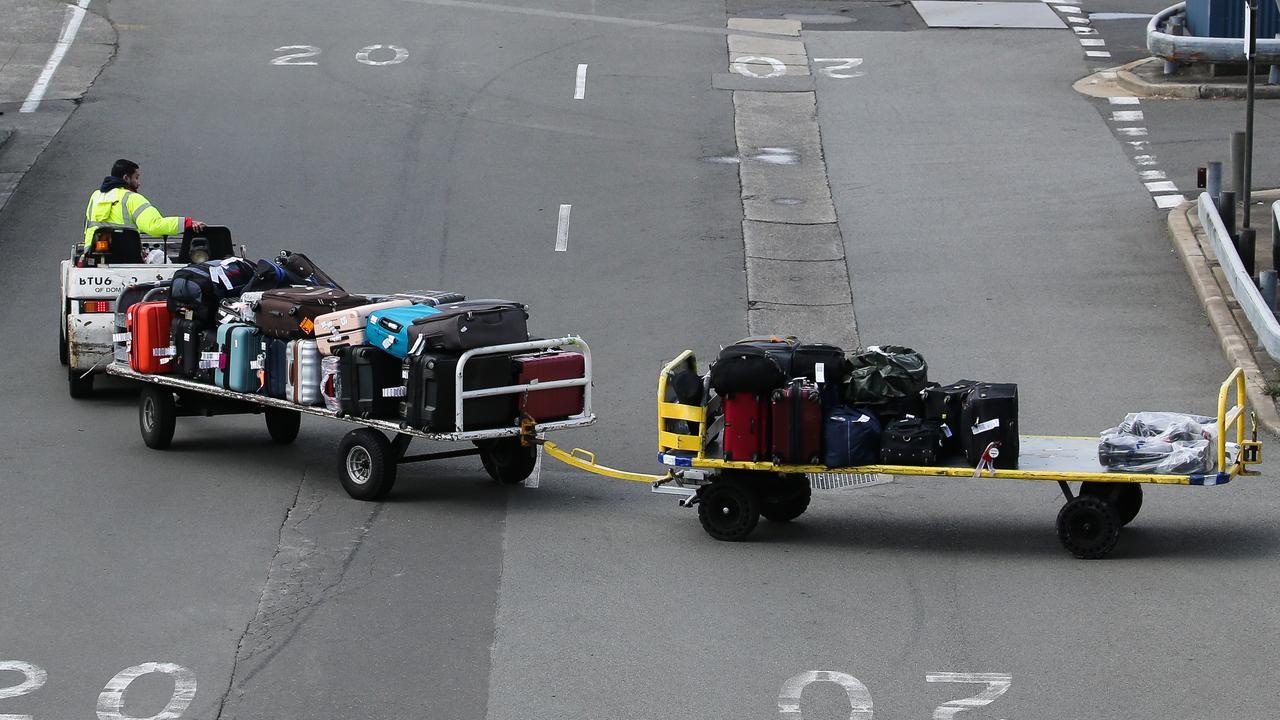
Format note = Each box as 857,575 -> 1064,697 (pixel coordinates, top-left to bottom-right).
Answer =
365,305 -> 441,358
1186,0 -> 1279,40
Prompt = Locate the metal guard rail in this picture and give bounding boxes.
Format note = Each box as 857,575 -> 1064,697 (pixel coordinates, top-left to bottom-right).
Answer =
1148,3 -> 1280,64
454,336 -> 593,434
1197,192 -> 1280,361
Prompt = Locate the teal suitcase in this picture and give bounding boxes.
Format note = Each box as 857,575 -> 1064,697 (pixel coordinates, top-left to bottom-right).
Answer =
215,323 -> 263,393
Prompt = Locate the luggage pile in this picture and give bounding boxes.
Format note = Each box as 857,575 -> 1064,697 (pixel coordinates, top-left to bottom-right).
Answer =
695,337 -> 1020,469
118,251 -> 587,431
1098,412 -> 1235,474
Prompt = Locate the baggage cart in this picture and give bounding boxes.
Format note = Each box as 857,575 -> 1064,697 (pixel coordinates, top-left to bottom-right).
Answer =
535,351 -> 1264,559
105,337 -> 595,500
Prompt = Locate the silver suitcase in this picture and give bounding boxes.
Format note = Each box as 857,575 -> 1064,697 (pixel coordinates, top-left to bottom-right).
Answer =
287,339 -> 323,406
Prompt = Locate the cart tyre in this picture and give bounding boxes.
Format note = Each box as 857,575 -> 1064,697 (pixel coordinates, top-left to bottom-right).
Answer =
68,365 -> 94,399
477,438 -> 537,485
338,429 -> 397,501
58,314 -> 69,367
139,385 -> 176,449
1056,495 -> 1121,559
1080,482 -> 1142,526
760,473 -> 812,523
265,408 -> 301,444
697,479 -> 761,541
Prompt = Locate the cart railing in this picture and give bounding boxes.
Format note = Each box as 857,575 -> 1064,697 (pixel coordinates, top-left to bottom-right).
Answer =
453,336 -> 593,434
657,350 -> 706,454
1218,367 -> 1262,473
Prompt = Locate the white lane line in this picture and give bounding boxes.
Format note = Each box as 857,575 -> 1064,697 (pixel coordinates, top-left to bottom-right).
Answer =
1068,16 -> 1090,24
1055,5 -> 1083,13
574,63 -> 587,99
1146,180 -> 1178,192
1080,38 -> 1106,46
1086,50 -> 1113,58
1117,126 -> 1148,136
1112,110 -> 1144,122
20,0 -> 92,113
555,204 -> 572,252
1108,96 -> 1140,104
1140,169 -> 1167,180
1154,194 -> 1187,208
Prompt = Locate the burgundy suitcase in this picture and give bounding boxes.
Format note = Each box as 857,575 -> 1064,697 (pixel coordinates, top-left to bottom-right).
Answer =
770,378 -> 823,465
723,392 -> 770,462
512,351 -> 585,421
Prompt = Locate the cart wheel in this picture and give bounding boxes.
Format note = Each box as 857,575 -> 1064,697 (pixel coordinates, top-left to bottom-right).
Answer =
760,473 -> 812,523
264,408 -> 301,444
58,316 -> 68,367
697,478 -> 761,541
1056,495 -> 1121,559
338,429 -> 397,501
478,438 -> 537,485
139,385 -> 176,449
68,366 -> 94,399
1080,482 -> 1142,526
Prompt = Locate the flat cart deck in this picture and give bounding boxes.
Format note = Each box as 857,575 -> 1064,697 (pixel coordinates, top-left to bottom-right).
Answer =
107,336 -> 596,500
539,352 -> 1264,558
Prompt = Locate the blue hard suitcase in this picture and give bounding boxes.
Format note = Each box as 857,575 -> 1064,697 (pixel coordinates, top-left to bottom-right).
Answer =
215,323 -> 262,393
365,305 -> 441,358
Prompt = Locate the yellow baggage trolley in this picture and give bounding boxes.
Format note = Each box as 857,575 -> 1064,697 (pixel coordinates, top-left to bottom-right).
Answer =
541,351 -> 1263,559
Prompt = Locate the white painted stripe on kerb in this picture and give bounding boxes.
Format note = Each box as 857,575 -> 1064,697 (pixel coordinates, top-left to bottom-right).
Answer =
1112,110 -> 1144,122
554,204 -> 572,252
1080,38 -> 1106,46
20,0 -> 92,112
1086,50 -> 1113,57
574,63 -> 587,99
1074,26 -> 1098,34
1117,126 -> 1148,136
1055,5 -> 1083,12
1139,169 -> 1167,180
1146,180 -> 1178,192
1109,96 -> 1140,104
1154,194 -> 1187,208
1068,16 -> 1090,24
1134,154 -> 1159,165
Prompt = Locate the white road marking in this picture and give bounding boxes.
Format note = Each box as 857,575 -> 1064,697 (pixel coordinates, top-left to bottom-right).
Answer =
355,44 -> 409,66
401,0 -> 784,38
1112,110 -> 1144,122
1068,16 -> 1090,24
733,55 -> 787,79
20,0 -> 91,112
926,673 -> 1013,720
1134,154 -> 1159,165
1146,180 -> 1178,192
1080,38 -> 1106,46
813,57 -> 865,78
1128,141 -> 1150,151
271,45 -> 321,65
0,661 -> 47,720
1108,96 -> 1140,104
778,671 -> 873,719
574,63 -> 587,99
1086,50 -> 1112,57
1055,5 -> 1083,12
1139,169 -> 1167,180
1117,126 -> 1148,136
96,663 -> 197,720
1074,26 -> 1098,34
1154,194 -> 1187,208
554,204 -> 572,252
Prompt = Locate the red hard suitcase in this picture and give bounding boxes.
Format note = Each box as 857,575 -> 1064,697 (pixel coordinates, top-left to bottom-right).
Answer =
512,351 -> 585,421
770,378 -> 823,465
127,301 -> 175,374
723,392 -> 770,462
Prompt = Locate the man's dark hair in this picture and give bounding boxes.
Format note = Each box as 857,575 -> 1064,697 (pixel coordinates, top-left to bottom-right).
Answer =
111,159 -> 139,178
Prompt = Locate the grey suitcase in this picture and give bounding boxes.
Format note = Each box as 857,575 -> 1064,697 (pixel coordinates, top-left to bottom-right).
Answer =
287,339 -> 323,406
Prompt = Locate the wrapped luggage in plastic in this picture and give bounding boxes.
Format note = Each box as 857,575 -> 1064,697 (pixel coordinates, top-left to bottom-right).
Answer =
1098,412 -> 1237,474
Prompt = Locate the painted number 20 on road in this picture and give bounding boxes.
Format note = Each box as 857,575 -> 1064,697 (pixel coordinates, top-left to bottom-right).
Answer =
780,671 -> 1012,719
0,661 -> 197,720
272,45 -> 409,66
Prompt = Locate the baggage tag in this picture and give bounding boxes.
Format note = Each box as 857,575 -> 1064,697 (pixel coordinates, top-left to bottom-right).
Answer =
200,351 -> 225,369
112,332 -> 131,343
299,318 -> 314,334
971,418 -> 1000,435
382,336 -> 396,350
249,359 -> 264,371
941,423 -> 953,438
152,346 -> 177,357
815,363 -> 826,384
382,386 -> 407,398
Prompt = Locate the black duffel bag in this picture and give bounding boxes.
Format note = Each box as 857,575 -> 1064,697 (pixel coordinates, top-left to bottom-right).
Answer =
708,336 -> 798,396
167,258 -> 256,323
844,345 -> 929,419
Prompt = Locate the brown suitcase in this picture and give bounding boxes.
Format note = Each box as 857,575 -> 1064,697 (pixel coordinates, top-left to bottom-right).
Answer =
255,287 -> 369,340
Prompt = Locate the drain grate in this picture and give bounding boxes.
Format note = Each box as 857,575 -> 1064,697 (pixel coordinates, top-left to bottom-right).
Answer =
807,472 -> 894,490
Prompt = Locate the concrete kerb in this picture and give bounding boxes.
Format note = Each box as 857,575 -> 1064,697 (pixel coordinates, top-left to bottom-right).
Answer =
1167,192 -> 1280,436
1116,57 -> 1280,100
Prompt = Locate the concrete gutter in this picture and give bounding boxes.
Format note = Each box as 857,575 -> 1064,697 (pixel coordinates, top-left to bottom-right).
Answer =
1148,2 -> 1280,64
1167,192 -> 1280,437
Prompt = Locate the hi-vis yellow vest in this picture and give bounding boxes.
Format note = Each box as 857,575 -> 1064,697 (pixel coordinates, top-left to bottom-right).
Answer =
83,188 -> 185,249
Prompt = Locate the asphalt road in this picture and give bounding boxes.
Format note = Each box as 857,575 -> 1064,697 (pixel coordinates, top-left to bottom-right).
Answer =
1,1 -> 1278,719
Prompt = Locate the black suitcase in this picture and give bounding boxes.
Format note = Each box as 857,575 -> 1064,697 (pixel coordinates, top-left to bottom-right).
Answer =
881,417 -> 947,466
959,383 -> 1019,468
791,343 -> 844,408
167,258 -> 255,323
923,379 -> 978,454
172,318 -> 208,381
261,338 -> 289,398
338,346 -> 404,419
390,290 -> 467,306
405,300 -> 529,354
400,352 -> 516,431
708,337 -> 798,396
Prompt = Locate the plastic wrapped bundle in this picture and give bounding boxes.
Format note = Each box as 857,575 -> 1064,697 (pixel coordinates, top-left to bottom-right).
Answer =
1115,412 -> 1215,442
1098,412 -> 1231,474
321,356 -> 341,413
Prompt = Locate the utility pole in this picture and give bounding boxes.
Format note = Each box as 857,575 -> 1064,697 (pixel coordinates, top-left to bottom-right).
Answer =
1243,0 -> 1259,230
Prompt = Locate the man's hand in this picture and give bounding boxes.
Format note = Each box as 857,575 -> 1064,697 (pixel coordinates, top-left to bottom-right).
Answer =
191,219 -> 207,232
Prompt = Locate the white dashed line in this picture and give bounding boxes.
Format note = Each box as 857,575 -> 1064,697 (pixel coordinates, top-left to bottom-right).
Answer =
1112,110 -> 1144,122
1055,5 -> 1083,12
20,0 -> 92,112
554,203 -> 572,252
1108,96 -> 1141,104
1080,38 -> 1106,46
1145,181 -> 1178,192
1134,155 -> 1159,165
1086,50 -> 1113,57
1154,194 -> 1187,208
574,63 -> 587,99
1117,126 -> 1148,136
1068,16 -> 1090,24
1139,170 -> 1167,180
1074,26 -> 1099,34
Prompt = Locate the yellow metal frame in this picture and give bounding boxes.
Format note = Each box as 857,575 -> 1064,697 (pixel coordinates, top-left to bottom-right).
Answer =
655,354 -> 1263,487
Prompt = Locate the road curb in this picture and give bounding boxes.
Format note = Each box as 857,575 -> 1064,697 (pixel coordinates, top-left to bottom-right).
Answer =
1116,57 -> 1280,99
1167,198 -> 1280,437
